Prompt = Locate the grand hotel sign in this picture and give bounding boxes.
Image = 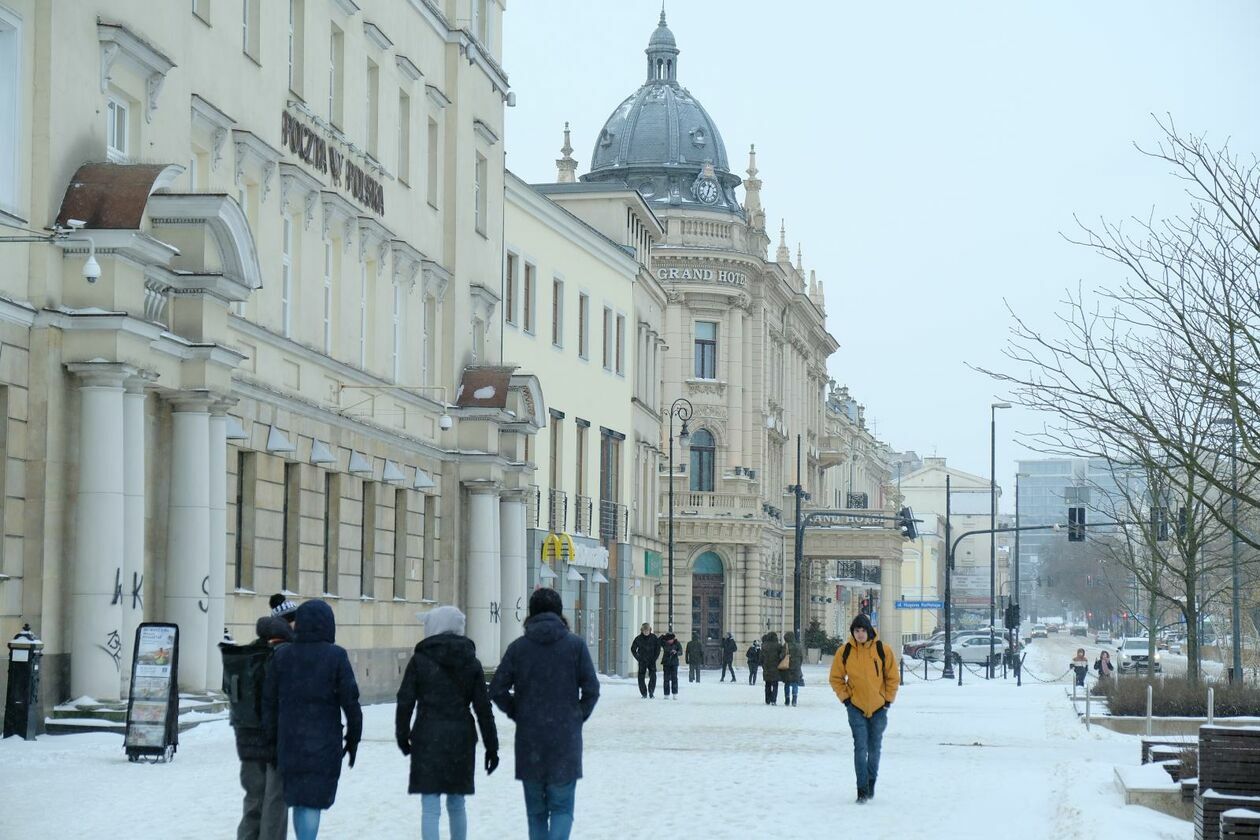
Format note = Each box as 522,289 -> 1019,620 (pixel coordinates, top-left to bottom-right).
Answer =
281,110 -> 385,216
656,265 -> 747,286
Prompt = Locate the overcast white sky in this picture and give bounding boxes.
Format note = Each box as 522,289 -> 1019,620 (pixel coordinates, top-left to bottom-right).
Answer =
503,1 -> 1260,510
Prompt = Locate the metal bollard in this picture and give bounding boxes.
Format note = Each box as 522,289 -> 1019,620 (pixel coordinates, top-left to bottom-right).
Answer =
1208,687 -> 1215,725
957,655 -> 964,686
1146,684 -> 1153,737
1085,682 -> 1091,732
900,657 -> 905,684
925,656 -> 929,681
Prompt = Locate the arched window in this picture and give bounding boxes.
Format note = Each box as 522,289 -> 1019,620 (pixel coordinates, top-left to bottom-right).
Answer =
689,429 -> 715,491
692,551 -> 723,575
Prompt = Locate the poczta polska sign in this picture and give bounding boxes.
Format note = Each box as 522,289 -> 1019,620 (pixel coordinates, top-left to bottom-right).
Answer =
281,110 -> 385,216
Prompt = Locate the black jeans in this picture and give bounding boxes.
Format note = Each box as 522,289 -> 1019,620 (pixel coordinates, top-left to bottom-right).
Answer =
720,660 -> 736,681
764,680 -> 779,705
748,664 -> 759,685
663,665 -> 679,696
688,663 -> 701,682
637,664 -> 657,697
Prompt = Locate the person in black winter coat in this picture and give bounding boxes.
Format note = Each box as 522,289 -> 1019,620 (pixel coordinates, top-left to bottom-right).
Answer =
396,605 -> 498,840
630,623 -> 661,699
761,632 -> 782,705
719,633 -> 738,682
747,640 -> 762,685
489,588 -> 600,840
263,600 -> 362,840
686,631 -> 705,683
227,615 -> 292,840
659,631 -> 682,698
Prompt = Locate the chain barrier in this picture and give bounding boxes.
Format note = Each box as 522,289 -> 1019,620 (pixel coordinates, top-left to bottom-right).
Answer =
1018,664 -> 1075,684
900,658 -> 951,681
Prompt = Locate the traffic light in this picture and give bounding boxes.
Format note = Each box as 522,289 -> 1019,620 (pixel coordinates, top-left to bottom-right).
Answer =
1087,611 -> 1093,620
1004,603 -> 1020,630
897,506 -> 918,540
1068,506 -> 1086,541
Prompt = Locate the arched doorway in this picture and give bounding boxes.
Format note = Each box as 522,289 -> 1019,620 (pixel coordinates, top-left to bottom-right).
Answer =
691,551 -> 724,665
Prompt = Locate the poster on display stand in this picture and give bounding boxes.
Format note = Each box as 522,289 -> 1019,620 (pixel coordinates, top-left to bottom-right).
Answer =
123,623 -> 180,763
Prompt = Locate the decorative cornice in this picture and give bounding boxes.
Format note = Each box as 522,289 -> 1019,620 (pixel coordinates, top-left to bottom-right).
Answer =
232,129 -> 282,201
278,163 -> 323,228
425,84 -> 451,110
357,216 -> 394,269
421,259 -> 451,303
190,94 -> 235,171
395,54 -> 423,82
321,190 -> 358,248
363,21 -> 393,51
473,119 -> 500,146
390,239 -> 424,288
330,0 -> 360,16
98,21 -> 175,123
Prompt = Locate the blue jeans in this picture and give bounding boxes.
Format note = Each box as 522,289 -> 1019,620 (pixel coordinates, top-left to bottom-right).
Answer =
292,806 -> 321,840
846,704 -> 889,792
784,682 -> 799,704
522,781 -> 577,840
422,793 -> 466,840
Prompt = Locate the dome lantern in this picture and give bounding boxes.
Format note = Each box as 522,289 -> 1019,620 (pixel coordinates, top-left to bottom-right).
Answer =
646,9 -> 680,83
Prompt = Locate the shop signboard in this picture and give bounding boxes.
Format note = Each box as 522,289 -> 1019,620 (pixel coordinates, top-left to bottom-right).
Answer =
123,622 -> 180,763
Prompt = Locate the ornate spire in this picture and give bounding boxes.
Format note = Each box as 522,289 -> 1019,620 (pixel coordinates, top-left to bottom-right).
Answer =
556,121 -> 578,183
776,219 -> 791,262
743,143 -> 764,228
645,7 -> 680,83
795,244 -> 803,272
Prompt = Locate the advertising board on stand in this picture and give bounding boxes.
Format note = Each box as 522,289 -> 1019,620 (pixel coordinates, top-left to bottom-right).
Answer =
123,623 -> 180,763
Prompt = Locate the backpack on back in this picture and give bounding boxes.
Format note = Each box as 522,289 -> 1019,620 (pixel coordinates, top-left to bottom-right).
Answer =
220,642 -> 273,729
841,640 -> 887,671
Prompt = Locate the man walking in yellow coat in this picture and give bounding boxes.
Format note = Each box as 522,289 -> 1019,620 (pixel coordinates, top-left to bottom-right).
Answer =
829,613 -> 899,803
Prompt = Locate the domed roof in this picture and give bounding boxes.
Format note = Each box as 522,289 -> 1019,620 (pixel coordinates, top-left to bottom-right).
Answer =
582,12 -> 740,214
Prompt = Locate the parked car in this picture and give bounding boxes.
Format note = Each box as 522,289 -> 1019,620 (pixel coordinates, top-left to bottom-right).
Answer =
1031,624 -> 1048,638
921,635 -> 1013,665
1094,629 -> 1112,644
1115,637 -> 1162,673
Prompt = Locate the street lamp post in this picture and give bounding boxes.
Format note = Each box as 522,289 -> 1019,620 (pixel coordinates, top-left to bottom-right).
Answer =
943,474 -> 955,679
990,401 -> 1011,679
666,398 -> 693,633
1230,420 -> 1242,685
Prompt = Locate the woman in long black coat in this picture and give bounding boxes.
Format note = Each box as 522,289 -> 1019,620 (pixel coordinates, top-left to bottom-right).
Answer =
262,600 -> 362,840
396,606 -> 499,840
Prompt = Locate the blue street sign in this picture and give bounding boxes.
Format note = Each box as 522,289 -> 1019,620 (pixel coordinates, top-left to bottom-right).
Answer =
895,600 -> 944,609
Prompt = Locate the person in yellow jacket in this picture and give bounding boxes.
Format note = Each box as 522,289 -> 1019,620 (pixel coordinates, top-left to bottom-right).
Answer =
828,612 -> 899,803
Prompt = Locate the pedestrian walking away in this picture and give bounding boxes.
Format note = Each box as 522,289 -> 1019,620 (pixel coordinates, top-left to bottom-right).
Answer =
269,593 -> 299,627
746,640 -> 762,685
1070,648 -> 1089,687
780,631 -> 804,707
1093,650 -> 1114,681
719,632 -> 738,682
262,600 -> 362,840
489,588 -> 600,840
396,606 -> 499,840
221,615 -> 292,840
761,632 -> 782,705
659,631 -> 682,699
829,613 -> 899,803
631,623 -> 661,699
685,631 -> 704,683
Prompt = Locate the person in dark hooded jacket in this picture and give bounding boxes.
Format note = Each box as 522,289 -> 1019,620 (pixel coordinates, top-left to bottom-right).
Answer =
489,588 -> 599,840
396,605 -> 498,840
746,640 -> 762,685
761,632 -> 782,705
659,631 -> 682,698
630,623 -> 660,699
720,633 -> 738,682
685,631 -> 705,682
224,615 -> 292,840
262,600 -> 362,840
779,631 -> 804,707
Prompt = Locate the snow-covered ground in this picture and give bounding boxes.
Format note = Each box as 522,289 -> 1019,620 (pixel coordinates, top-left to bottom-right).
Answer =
2,646 -> 1192,840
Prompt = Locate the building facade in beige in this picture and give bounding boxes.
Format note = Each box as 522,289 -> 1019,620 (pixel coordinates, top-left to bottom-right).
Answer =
503,170 -> 665,675
553,13 -> 903,662
0,0 -> 542,714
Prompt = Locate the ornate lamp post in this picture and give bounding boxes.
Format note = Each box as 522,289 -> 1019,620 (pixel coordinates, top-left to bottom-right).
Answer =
990,401 -> 1011,679
666,397 -> 693,632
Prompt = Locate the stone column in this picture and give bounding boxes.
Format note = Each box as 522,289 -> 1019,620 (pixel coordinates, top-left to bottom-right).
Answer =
165,393 -> 213,692
68,363 -> 133,701
726,307 -> 744,470
205,400 -> 232,690
878,554 -> 903,648
499,490 -> 527,655
464,482 -> 501,663
120,373 -> 151,695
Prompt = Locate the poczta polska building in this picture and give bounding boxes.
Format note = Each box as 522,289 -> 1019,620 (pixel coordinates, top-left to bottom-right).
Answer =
546,12 -> 903,660
0,0 -> 544,712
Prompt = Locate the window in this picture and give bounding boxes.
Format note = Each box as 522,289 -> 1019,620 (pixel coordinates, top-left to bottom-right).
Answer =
328,25 -> 344,126
602,307 -> 613,370
106,96 -> 129,162
322,241 -> 333,353
552,278 -> 564,347
549,416 -> 563,489
422,296 -> 436,385
393,489 -> 408,599
474,151 -> 487,235
287,0 -> 304,93
397,90 -> 410,184
392,282 -> 403,381
575,422 -> 587,497
0,6 -> 19,210
359,263 -> 368,368
522,262 -> 535,332
690,429 -> 715,491
366,59 -> 379,157
504,253 -> 517,325
426,118 -> 439,207
694,321 -> 717,379
615,314 -> 625,375
282,463 -> 300,592
472,0 -> 488,44
361,481 -> 376,598
241,0 -> 260,62
578,294 -> 589,359
233,451 -> 257,589
323,472 -> 340,595
281,213 -> 293,337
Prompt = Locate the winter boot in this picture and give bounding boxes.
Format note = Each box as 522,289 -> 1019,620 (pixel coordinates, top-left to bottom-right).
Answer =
867,779 -> 875,800
856,787 -> 869,804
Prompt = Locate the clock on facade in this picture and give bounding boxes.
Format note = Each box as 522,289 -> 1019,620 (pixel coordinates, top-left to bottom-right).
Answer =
692,175 -> 719,205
